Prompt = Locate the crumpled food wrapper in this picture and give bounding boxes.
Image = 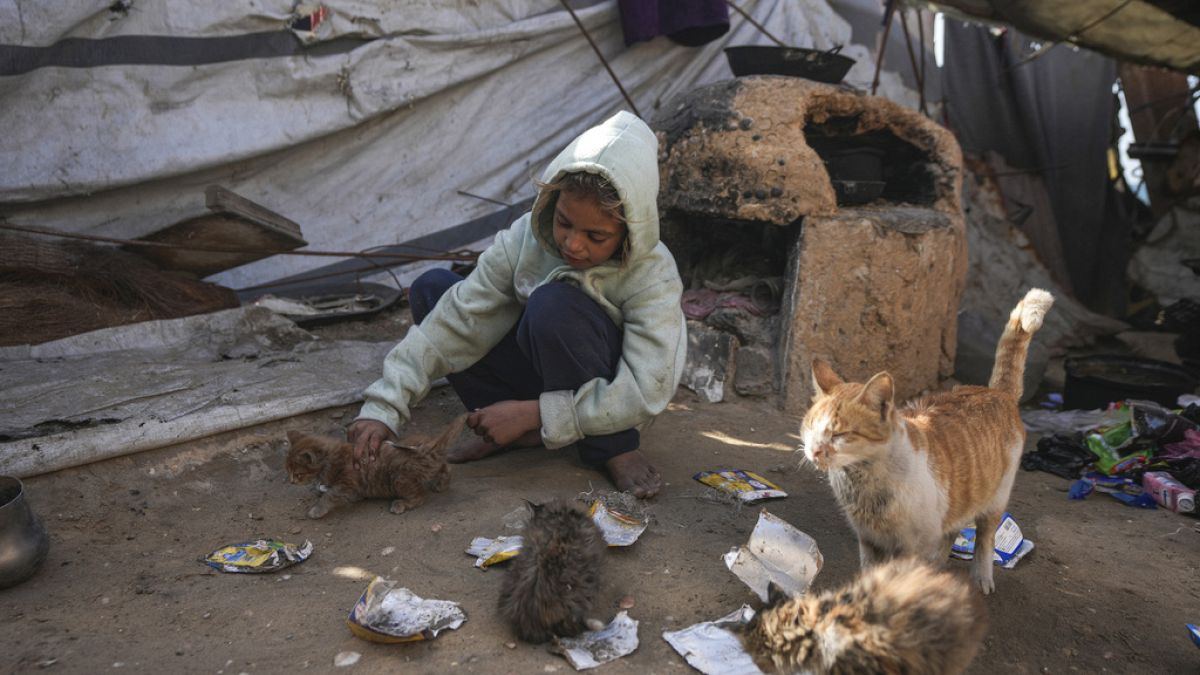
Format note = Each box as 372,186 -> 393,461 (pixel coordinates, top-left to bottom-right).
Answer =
695,470 -> 787,503
552,611 -> 639,670
347,577 -> 466,643
723,510 -> 821,601
950,512 -> 1034,569
465,535 -> 524,569
202,538 -> 313,573
662,606 -> 762,675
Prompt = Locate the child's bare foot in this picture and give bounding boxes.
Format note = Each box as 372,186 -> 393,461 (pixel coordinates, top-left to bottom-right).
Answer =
604,450 -> 662,498
446,430 -> 541,463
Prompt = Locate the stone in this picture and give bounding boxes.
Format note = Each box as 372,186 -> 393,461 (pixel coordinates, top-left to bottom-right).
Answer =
733,345 -> 775,398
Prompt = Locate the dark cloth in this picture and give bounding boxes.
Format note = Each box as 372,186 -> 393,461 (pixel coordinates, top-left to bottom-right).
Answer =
942,22 -> 1130,313
618,0 -> 729,47
409,268 -> 638,465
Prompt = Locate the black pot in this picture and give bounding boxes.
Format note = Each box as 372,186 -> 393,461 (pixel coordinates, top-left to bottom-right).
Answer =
0,476 -> 50,590
1063,355 -> 1199,410
724,45 -> 855,84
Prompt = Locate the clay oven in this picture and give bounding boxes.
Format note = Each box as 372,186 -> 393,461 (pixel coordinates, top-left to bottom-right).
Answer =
651,76 -> 967,413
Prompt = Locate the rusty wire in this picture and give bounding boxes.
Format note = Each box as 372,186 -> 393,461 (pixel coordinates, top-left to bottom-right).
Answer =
558,0 -> 640,117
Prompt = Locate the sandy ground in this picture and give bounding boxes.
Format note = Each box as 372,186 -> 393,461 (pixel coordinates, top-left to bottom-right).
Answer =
4,311 -> 1200,674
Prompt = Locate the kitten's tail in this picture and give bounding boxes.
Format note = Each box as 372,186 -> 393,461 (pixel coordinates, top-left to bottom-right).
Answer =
988,288 -> 1054,399
424,413 -> 468,453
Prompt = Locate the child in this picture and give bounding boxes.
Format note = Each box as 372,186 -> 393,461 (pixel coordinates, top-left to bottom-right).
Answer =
348,111 -> 686,498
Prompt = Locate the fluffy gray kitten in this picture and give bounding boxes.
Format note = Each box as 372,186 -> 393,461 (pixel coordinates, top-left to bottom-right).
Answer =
497,499 -> 606,643
741,557 -> 987,674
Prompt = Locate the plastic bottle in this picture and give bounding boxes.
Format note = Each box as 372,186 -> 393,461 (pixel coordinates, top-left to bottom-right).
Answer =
1141,471 -> 1196,514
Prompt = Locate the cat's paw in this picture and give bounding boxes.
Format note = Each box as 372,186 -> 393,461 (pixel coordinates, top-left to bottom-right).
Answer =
971,569 -> 995,595
307,504 -> 330,519
388,500 -> 410,514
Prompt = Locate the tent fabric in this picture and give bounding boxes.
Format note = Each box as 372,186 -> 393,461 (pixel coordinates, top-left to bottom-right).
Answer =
0,0 -> 883,291
942,20 -> 1128,312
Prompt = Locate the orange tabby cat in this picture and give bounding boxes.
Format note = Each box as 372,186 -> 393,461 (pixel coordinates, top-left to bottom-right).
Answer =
800,288 -> 1053,594
285,414 -> 465,519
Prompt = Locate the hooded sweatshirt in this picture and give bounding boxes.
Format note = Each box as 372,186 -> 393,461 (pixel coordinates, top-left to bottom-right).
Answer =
357,111 -> 687,449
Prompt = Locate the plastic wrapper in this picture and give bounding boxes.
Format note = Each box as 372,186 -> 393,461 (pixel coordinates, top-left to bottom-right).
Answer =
202,538 -> 313,573
465,535 -> 523,569
662,606 -> 762,675
551,611 -> 639,670
1020,434 -> 1095,479
346,577 -> 466,643
723,509 -> 822,601
1130,400 -> 1197,444
949,513 -> 1033,569
694,470 -> 787,503
1084,422 -> 1154,475
1069,472 -> 1158,508
1188,624 -> 1200,649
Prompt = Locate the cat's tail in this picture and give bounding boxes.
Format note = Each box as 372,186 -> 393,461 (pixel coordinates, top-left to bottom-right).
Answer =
424,413 -> 469,454
988,288 -> 1054,399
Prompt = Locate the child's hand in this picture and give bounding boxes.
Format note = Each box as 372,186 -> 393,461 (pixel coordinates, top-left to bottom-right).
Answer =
466,400 -> 540,448
347,419 -> 395,470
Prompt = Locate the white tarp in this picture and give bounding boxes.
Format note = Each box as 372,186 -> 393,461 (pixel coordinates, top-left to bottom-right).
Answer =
0,0 -> 911,290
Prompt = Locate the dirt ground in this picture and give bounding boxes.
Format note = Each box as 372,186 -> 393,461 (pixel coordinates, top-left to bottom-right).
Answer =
4,308 -> 1200,674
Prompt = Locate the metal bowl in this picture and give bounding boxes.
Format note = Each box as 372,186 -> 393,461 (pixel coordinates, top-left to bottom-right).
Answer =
724,45 -> 856,84
0,475 -> 50,589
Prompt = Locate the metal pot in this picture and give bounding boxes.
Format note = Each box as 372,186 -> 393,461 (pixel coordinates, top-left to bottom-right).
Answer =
0,475 -> 50,590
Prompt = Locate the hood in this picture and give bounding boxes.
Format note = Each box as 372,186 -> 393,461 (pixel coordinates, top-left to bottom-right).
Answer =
531,110 -> 660,265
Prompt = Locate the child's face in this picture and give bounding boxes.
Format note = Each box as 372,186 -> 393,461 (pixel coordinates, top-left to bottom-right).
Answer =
552,190 -> 626,270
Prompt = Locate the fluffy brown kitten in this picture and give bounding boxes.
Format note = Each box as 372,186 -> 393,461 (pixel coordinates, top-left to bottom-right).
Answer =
801,289 -> 1053,594
497,499 -> 606,643
741,558 -> 987,675
284,414 -> 465,519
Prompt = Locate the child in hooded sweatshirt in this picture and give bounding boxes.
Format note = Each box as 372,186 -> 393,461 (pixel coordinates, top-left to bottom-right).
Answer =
348,111 -> 686,498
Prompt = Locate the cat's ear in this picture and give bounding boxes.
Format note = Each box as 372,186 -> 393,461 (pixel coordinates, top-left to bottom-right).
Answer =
766,581 -> 790,606
286,430 -> 301,445
858,371 -> 895,421
811,358 -> 843,396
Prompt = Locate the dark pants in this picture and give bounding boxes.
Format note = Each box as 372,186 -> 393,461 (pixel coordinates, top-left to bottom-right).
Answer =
409,268 -> 639,465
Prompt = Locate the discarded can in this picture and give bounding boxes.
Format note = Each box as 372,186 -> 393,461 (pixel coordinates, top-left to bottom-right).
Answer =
694,470 -> 787,503
662,606 -> 760,675
551,611 -> 639,670
1143,471 -> 1196,513
347,577 -> 466,643
202,538 -> 313,573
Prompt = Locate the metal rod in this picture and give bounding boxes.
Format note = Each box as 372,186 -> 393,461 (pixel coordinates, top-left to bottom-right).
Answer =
898,9 -> 926,116
724,0 -> 789,48
0,222 -> 478,263
558,0 -> 640,117
870,1 -> 898,96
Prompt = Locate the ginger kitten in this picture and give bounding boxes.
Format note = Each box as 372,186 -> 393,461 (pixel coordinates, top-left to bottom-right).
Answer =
285,414 -> 465,518
741,558 -> 987,675
801,289 -> 1053,593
